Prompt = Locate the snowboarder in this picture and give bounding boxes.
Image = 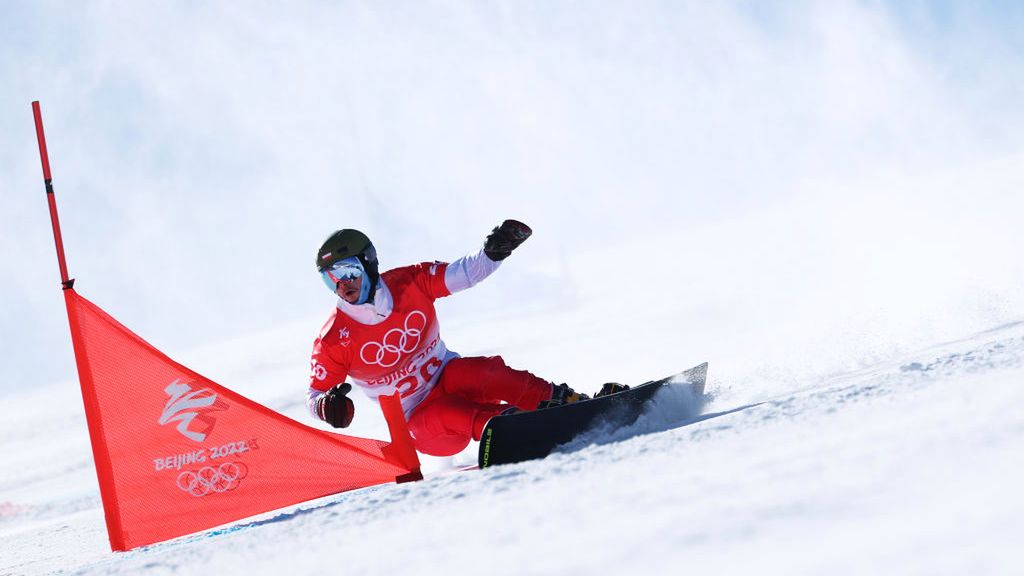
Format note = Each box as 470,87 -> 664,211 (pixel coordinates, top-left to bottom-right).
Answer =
306,220 -> 588,457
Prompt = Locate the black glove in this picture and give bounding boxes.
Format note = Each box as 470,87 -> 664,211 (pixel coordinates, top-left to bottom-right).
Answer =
484,219 -> 533,261
316,383 -> 355,428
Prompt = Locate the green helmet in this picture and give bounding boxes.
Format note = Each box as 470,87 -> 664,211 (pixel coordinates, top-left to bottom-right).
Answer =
316,229 -> 380,297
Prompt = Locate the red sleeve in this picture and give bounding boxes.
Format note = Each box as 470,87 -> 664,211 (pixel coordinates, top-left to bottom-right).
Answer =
309,317 -> 351,392
410,261 -> 451,300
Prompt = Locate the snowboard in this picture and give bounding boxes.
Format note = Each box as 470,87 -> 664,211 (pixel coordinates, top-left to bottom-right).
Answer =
478,362 -> 708,468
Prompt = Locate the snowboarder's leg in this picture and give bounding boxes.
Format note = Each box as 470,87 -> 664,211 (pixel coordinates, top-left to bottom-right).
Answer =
438,356 -> 553,410
407,390 -> 506,456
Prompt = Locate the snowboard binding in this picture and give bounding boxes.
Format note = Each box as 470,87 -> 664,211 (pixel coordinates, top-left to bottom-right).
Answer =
595,382 -> 630,397
537,383 -> 590,409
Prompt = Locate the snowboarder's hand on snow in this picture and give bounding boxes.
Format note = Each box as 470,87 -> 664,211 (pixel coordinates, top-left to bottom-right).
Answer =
316,383 -> 355,428
484,219 -> 532,261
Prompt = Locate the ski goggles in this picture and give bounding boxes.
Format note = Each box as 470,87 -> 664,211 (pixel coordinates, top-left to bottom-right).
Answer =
319,256 -> 364,292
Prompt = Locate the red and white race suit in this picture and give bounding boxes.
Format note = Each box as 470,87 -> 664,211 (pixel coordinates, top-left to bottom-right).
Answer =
307,248 -> 553,456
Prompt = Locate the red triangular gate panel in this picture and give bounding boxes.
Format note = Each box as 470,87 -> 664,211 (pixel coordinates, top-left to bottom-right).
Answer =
63,289 -> 420,551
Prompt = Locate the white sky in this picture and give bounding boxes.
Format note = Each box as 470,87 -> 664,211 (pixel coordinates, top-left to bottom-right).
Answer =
2,1 -> 1024,394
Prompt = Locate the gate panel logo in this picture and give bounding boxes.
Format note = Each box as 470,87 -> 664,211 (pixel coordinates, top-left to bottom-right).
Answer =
176,462 -> 248,497
159,379 -> 226,442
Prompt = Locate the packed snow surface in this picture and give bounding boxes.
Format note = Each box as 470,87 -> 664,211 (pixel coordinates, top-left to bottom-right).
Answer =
4,2 -> 1024,575
2,319 -> 1022,575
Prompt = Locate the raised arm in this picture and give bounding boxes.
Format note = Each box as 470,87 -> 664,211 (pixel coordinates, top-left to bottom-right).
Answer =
444,219 -> 532,294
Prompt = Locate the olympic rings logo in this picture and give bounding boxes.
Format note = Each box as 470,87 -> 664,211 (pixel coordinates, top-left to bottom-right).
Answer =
176,462 -> 248,497
360,310 -> 428,368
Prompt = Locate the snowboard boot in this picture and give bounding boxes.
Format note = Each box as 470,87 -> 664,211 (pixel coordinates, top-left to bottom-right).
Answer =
595,382 -> 630,398
537,383 -> 590,409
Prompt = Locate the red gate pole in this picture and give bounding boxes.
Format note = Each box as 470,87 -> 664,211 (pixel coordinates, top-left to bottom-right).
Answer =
31,101 -> 126,549
32,100 -> 74,290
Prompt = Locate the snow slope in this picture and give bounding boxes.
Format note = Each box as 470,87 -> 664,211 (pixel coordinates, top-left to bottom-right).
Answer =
2,318 -> 1022,575
4,2 -> 1024,575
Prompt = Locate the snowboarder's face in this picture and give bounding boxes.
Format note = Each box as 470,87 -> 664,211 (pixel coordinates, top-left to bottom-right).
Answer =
336,274 -> 364,304
320,256 -> 366,302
